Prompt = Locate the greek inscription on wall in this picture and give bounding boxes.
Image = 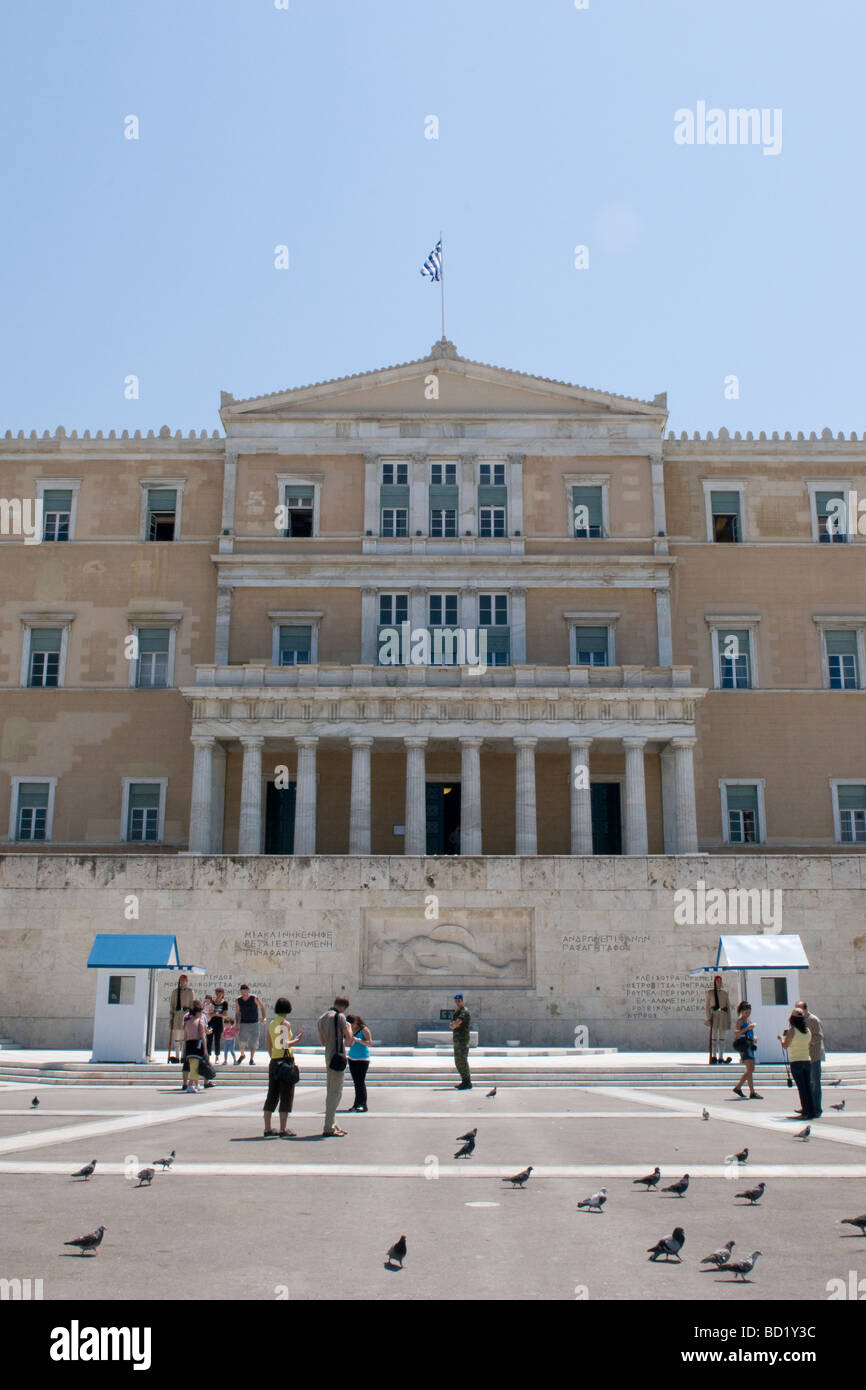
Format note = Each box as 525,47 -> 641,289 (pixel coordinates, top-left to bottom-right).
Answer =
561,933 -> 650,953
624,973 -> 708,1020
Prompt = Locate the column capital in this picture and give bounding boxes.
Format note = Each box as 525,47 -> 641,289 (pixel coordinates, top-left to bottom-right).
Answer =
404,736 -> 428,749
510,586 -> 528,599
410,451 -> 427,464
622,736 -> 648,750
349,735 -> 374,748
458,736 -> 483,748
239,735 -> 264,749
513,736 -> 538,749
506,452 -> 525,467
568,735 -> 593,749
295,736 -> 319,749
361,586 -> 378,598
191,734 -> 216,748
670,736 -> 697,749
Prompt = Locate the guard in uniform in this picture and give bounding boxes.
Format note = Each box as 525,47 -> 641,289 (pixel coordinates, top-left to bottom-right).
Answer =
705,974 -> 731,1064
450,992 -> 472,1090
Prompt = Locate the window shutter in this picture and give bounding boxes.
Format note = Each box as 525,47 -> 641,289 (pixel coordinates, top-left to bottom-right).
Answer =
815,490 -> 843,514
147,488 -> 177,512
30,628 -> 62,652
484,631 -> 510,655
42,489 -> 72,511
379,485 -> 410,508
838,784 -> 866,811
129,784 -> 161,810
573,626 -> 608,655
571,486 -> 603,528
429,486 -> 458,509
279,625 -> 312,652
726,785 -> 758,812
719,628 -> 750,654
285,485 -> 314,503
138,628 -> 170,653
825,629 -> 857,655
20,783 -> 49,808
478,485 -> 507,506
710,490 -> 740,513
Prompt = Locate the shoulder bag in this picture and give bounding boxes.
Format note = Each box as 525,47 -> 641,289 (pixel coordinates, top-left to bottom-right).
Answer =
328,1010 -> 348,1072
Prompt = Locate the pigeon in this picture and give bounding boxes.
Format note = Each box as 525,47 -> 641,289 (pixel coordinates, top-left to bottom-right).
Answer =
577,1187 -> 607,1212
634,1166 -> 661,1191
718,1250 -> 762,1281
662,1174 -> 690,1198
841,1214 -> 866,1235
454,1137 -> 475,1159
152,1150 -> 176,1170
456,1129 -> 478,1143
793,1126 -> 811,1141
72,1160 -> 97,1182
736,1182 -> 766,1205
386,1235 -> 406,1268
831,1100 -> 845,1112
502,1166 -> 533,1188
647,1227 -> 685,1262
136,1168 -> 155,1187
828,1078 -> 842,1087
486,1087 -> 497,1099
64,1225 -> 105,1256
725,1147 -> 749,1164
702,1108 -> 710,1121
701,1240 -> 735,1268
31,1096 -> 39,1109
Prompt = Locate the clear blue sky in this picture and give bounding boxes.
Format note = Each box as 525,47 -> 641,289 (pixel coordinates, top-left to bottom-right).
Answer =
1,0 -> 863,435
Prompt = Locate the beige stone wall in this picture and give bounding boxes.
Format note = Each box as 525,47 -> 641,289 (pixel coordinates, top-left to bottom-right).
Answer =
523,454 -> 655,537
526,587 -> 658,666
234,451 -> 366,537
1,854 -> 862,1050
229,588 -> 361,666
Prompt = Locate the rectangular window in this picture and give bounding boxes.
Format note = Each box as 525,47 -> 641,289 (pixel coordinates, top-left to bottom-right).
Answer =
127,783 -> 161,841
479,462 -> 506,486
16,782 -> 49,841
380,507 -> 408,537
838,785 -> 866,843
726,784 -> 760,843
815,490 -> 849,544
430,462 -> 457,486
430,508 -> 457,537
135,629 -> 170,688
479,594 -> 508,626
28,628 -> 62,687
146,488 -> 177,541
107,976 -> 136,1005
826,629 -> 859,689
718,628 -> 752,689
571,486 -> 604,538
710,490 -> 741,543
282,486 -> 314,537
573,626 -> 609,666
381,462 -> 408,486
429,594 -> 460,664
42,489 -> 72,542
379,594 -> 408,625
429,594 -> 459,627
479,506 -> 506,538
278,625 -> 312,665
760,977 -> 788,1006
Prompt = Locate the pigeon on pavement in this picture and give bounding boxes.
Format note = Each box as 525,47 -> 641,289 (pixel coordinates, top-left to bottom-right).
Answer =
647,1227 -> 685,1262
31,1097 -> 39,1109
793,1126 -> 811,1141
702,1108 -> 710,1121
502,1166 -> 533,1188
456,1129 -> 477,1142
152,1150 -> 176,1170
72,1160 -> 97,1182
718,1251 -> 762,1281
662,1174 -> 690,1197
136,1168 -> 155,1187
828,1078 -> 841,1087
701,1240 -> 735,1267
454,1137 -> 475,1159
831,1100 -> 845,1112
386,1235 -> 406,1268
736,1182 -> 766,1205
841,1214 -> 866,1235
64,1226 -> 105,1256
486,1087 -> 497,1099
634,1166 -> 661,1191
725,1147 -> 749,1164
577,1187 -> 607,1212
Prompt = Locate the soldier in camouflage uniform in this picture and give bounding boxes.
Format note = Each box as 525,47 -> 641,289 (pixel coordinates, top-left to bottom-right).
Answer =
450,992 -> 472,1090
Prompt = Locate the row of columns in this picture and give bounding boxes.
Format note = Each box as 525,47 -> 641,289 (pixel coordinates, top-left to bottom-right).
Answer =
189,733 -> 698,855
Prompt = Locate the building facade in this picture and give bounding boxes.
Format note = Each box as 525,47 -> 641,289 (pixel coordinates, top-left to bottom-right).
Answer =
2,339 -> 864,859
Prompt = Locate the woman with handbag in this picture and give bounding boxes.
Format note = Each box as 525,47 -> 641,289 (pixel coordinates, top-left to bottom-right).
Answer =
263,998 -> 304,1137
732,1001 -> 763,1100
779,1010 -> 816,1119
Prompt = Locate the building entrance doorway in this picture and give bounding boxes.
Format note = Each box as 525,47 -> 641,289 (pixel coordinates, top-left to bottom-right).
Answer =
426,782 -> 461,854
265,782 -> 296,854
591,782 -> 622,855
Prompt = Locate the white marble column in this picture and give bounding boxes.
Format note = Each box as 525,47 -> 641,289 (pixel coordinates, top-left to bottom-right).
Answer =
514,737 -> 538,854
459,737 -> 483,854
510,587 -> 527,665
568,736 -> 593,855
459,455 -> 477,535
237,736 -> 264,854
214,585 -> 232,665
409,587 -> 426,643
189,735 -> 215,853
655,587 -> 673,667
410,453 -> 427,536
622,737 -> 649,856
209,741 -> 227,853
349,736 -> 373,854
360,587 -> 378,664
508,453 -> 524,536
404,737 -> 428,854
363,454 -> 379,535
219,448 -> 237,554
294,736 -> 318,854
672,736 -> 699,853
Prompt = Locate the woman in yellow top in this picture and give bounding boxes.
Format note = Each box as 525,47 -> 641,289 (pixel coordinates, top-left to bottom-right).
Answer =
779,1010 -> 816,1120
263,997 -> 305,1138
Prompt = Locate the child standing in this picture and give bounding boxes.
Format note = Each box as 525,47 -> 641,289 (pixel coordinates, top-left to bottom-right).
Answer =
221,1019 -> 238,1064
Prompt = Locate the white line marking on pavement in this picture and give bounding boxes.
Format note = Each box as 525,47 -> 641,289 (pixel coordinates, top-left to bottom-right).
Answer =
465,1201 -> 500,1207
1,1161 -> 865,1179
591,1086 -> 866,1149
0,1092 -> 263,1156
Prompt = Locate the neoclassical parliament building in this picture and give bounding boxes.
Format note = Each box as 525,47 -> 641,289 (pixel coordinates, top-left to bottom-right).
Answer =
2,339 -> 865,860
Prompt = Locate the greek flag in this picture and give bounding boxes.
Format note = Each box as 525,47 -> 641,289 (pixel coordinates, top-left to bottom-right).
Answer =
420,239 -> 442,281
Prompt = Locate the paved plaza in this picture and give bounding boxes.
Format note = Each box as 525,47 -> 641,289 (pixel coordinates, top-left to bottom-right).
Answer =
2,1065 -> 864,1302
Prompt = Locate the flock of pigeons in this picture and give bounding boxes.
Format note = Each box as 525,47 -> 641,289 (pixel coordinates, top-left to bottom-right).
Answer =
64,1150 -> 176,1255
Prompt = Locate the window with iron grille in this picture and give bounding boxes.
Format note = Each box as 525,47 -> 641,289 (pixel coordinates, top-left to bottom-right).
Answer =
29,628 -> 62,687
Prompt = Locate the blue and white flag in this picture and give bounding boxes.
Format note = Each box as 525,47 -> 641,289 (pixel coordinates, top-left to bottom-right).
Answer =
420,239 -> 442,281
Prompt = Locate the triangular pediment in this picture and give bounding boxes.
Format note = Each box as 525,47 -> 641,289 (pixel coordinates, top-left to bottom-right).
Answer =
221,342 -> 666,422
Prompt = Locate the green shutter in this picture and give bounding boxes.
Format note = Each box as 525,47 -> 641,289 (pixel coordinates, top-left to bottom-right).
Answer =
825,629 -> 857,655
719,628 -> 750,656
279,625 -> 312,652
573,626 -> 608,654
726,785 -> 758,812
147,488 -> 177,511
711,490 -> 741,514
30,627 -> 62,653
138,628 -> 169,653
478,485 -> 507,506
815,490 -> 843,515
42,489 -> 72,511
484,631 -> 510,655
838,784 -> 866,811
429,485 -> 459,509
20,783 -> 49,808
129,784 -> 161,810
285,485 -> 314,502
379,485 -> 410,508
571,486 -> 603,528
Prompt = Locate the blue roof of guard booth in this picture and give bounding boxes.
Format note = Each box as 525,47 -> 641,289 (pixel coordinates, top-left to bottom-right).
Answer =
87,935 -> 181,969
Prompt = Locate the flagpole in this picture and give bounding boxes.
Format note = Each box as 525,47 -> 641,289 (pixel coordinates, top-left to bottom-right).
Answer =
439,229 -> 446,340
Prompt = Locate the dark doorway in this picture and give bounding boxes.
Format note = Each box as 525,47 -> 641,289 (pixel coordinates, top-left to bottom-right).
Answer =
591,782 -> 622,854
265,782 -> 296,854
426,782 -> 462,854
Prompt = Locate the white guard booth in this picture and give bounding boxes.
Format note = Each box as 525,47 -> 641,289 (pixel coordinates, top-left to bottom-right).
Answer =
87,934 -> 204,1063
711,935 -> 810,1064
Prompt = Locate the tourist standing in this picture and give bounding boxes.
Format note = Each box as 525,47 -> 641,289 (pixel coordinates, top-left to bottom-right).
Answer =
203,996 -> 215,1058
779,1010 -> 815,1119
317,996 -> 351,1137
221,1019 -> 238,1064
210,987 -> 229,1062
181,1002 -> 216,1092
263,998 -> 304,1137
236,984 -> 266,1065
346,1014 -> 372,1112
704,974 -> 731,1064
450,992 -> 472,1090
732,1002 -> 762,1100
168,974 -> 193,1063
796,998 -> 825,1118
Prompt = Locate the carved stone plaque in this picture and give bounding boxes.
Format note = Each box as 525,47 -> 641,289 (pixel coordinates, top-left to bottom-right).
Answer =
361,909 -> 534,989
